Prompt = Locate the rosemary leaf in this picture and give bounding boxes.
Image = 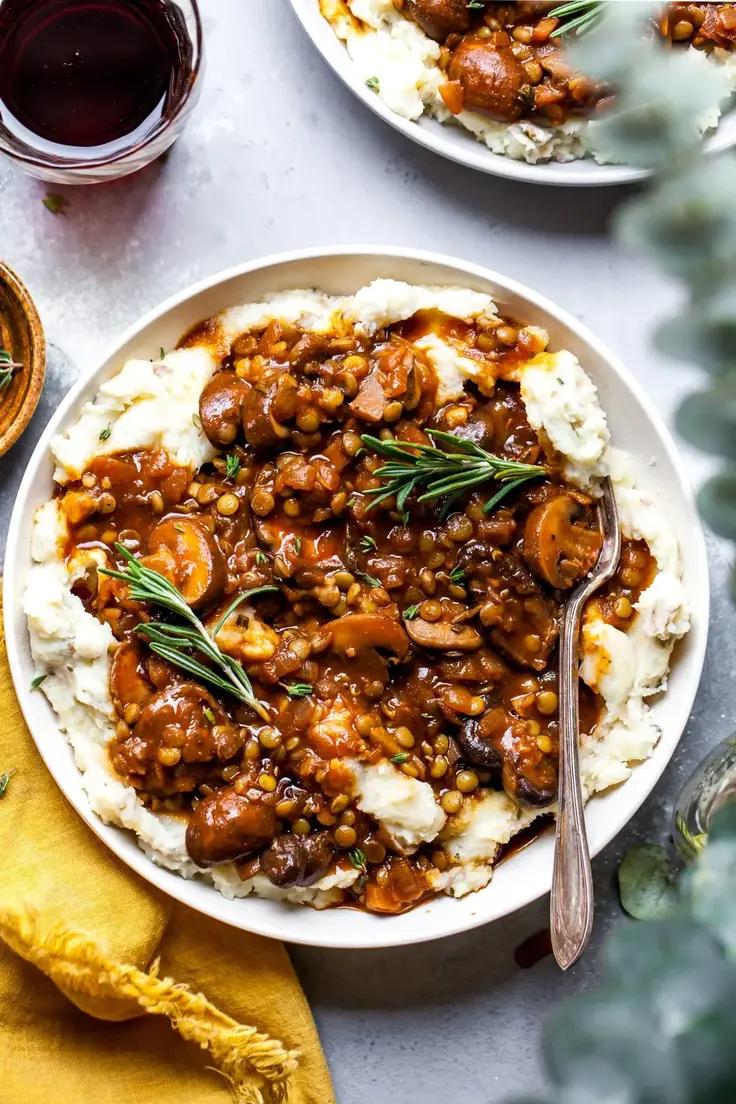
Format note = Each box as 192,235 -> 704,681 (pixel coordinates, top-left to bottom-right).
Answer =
102,544 -> 276,720
281,681 -> 313,698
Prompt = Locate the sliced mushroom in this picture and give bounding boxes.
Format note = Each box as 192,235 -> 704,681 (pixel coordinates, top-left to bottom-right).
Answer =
456,710 -> 503,769
134,682 -> 237,765
404,617 -> 482,653
405,0 -> 471,41
522,492 -> 602,589
447,34 -> 526,122
476,707 -> 557,808
186,785 -> 279,867
199,371 -> 249,447
242,369 -> 298,449
326,614 -> 410,661
260,831 -> 335,888
148,516 -> 227,609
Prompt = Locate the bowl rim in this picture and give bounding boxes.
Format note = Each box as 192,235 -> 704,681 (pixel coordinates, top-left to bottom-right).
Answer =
287,0 -> 736,187
0,261 -> 46,457
3,245 -> 710,948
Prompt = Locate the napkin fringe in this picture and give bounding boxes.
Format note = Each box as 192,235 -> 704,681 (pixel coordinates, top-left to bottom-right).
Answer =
0,906 -> 300,1104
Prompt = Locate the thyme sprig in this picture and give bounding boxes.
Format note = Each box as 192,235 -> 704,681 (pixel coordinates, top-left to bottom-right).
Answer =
360,430 -> 546,522
0,349 -> 22,391
549,0 -> 604,38
100,544 -> 277,720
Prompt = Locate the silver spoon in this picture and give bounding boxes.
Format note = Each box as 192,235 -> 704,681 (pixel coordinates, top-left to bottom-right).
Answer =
550,476 -> 621,970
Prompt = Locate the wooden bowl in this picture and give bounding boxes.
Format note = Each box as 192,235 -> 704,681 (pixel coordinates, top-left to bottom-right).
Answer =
0,263 -> 46,457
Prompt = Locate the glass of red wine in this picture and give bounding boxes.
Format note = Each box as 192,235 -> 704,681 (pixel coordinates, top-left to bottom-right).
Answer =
0,0 -> 203,184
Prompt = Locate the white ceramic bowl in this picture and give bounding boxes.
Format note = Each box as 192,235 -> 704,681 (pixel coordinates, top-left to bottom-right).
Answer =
4,247 -> 709,948
289,0 -> 736,187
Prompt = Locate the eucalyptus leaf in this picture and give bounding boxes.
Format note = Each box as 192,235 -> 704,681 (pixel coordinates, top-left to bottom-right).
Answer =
615,161 -> 736,293
653,294 -> 736,374
676,376 -> 736,462
618,844 -> 679,921
545,988 -> 687,1104
708,801 -> 736,843
698,472 -> 736,543
686,836 -> 736,957
604,917 -> 722,987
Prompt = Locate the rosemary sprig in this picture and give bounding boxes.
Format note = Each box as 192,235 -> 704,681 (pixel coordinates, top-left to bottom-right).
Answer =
0,349 -> 22,391
361,430 -> 546,522
549,0 -> 604,38
100,544 -> 277,721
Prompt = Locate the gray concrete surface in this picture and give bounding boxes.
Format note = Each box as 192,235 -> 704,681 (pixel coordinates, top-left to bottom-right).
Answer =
1,2 -> 735,1101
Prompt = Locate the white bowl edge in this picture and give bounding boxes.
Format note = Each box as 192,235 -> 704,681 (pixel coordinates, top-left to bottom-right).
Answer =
3,245 -> 710,948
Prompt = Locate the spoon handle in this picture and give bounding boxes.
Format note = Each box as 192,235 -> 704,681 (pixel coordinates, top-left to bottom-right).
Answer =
550,478 -> 620,970
550,593 -> 593,970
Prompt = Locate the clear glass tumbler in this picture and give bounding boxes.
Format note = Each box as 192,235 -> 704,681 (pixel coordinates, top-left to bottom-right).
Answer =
0,0 -> 203,185
673,736 -> 736,860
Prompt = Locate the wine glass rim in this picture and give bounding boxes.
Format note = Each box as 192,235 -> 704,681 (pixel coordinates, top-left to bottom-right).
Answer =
0,0 -> 204,172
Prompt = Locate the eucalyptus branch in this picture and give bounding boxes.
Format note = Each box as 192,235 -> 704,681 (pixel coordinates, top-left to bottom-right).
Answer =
361,430 -> 546,521
100,544 -> 277,720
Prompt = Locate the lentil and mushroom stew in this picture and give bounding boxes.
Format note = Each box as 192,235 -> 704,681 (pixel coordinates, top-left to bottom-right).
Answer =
27,281 -> 688,912
320,1 -> 736,165
403,1 -> 736,126
51,290 -> 661,916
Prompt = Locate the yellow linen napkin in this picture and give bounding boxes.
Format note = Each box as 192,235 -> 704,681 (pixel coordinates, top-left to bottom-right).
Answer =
0,615 -> 335,1104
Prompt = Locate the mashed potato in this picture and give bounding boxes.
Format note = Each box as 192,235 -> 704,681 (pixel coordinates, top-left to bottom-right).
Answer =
25,278 -> 689,906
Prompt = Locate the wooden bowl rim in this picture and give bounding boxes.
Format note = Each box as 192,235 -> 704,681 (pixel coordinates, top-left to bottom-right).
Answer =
0,262 -> 46,457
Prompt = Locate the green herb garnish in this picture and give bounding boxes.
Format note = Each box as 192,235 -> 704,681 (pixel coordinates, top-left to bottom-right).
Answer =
361,430 -> 546,523
549,0 -> 603,38
174,523 -> 185,533
226,453 -> 241,480
358,571 -> 381,588
349,847 -> 368,872
42,193 -> 70,215
618,844 -> 679,921
365,76 -> 380,92
403,604 -> 420,620
159,347 -> 166,361
281,682 -> 313,698
449,566 -> 466,586
30,674 -> 47,691
255,550 -> 269,565
0,349 -> 21,390
391,752 -> 409,764
100,544 -> 277,721
293,537 -> 302,556
98,425 -> 112,442
203,706 -> 215,724
360,535 -> 377,553
0,769 -> 16,798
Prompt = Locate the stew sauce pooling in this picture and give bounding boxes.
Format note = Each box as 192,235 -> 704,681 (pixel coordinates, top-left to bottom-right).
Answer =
396,2 -> 736,127
64,308 -> 655,914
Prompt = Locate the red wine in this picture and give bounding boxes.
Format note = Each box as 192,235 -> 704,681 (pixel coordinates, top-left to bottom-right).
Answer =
0,0 -> 193,154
